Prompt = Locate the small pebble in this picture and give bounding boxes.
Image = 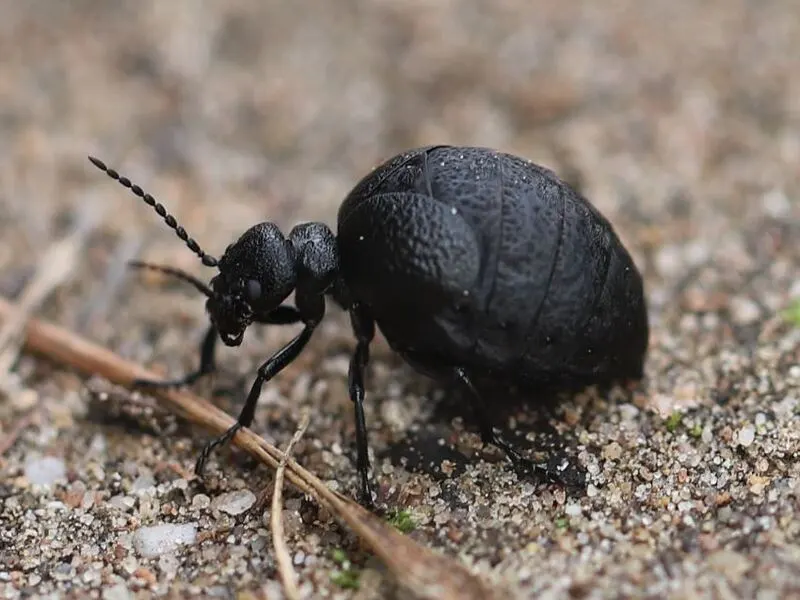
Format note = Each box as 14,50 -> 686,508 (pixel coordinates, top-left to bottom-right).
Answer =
738,426 -> 756,447
707,550 -> 751,583
212,490 -> 256,516
11,388 -> 39,411
602,442 -> 623,461
132,474 -> 156,493
192,494 -> 211,510
23,455 -> 66,486
109,495 -> 136,512
729,297 -> 761,325
102,584 -> 133,600
133,523 -> 198,558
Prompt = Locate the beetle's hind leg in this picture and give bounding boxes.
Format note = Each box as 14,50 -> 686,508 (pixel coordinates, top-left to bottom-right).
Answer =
452,367 -> 586,488
346,305 -> 376,508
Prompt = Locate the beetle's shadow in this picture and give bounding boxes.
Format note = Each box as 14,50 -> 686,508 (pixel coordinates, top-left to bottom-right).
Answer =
378,375 -> 588,483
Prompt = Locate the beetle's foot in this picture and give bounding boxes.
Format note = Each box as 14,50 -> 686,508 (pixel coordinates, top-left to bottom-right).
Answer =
357,484 -> 375,510
134,369 -> 213,390
507,451 -> 586,489
194,422 -> 242,476
497,440 -> 586,489
537,453 -> 587,488
355,467 -> 376,509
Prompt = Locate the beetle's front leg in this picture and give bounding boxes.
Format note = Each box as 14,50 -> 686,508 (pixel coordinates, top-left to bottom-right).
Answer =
195,297 -> 323,477
134,324 -> 219,389
134,305 -> 303,392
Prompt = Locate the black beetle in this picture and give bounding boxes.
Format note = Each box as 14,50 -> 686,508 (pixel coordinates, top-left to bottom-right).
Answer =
88,145 -> 649,507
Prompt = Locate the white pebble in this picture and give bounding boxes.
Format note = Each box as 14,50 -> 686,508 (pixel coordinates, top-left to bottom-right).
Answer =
132,474 -> 156,493
133,523 -> 198,558
565,503 -> 582,517
654,245 -> 683,277
702,426 -> 713,444
109,495 -> 136,512
89,433 -> 107,455
24,455 -> 66,486
619,404 -> 639,421
192,494 -> 211,510
762,188 -> 791,218
212,489 -> 256,516
102,583 -> 133,600
738,425 -> 756,447
158,553 -> 180,576
729,297 -> 761,325
684,240 -> 710,265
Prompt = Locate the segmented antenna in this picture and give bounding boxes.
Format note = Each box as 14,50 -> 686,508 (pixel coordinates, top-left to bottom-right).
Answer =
128,261 -> 214,298
88,156 -> 219,267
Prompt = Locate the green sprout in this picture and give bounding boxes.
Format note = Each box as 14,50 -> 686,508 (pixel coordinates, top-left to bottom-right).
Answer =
386,509 -> 417,534
665,411 -> 682,433
689,423 -> 703,438
555,517 -> 569,529
331,569 -> 360,590
330,548 -> 360,590
783,299 -> 800,326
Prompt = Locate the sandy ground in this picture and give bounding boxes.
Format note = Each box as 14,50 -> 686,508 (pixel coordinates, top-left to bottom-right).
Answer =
0,1 -> 799,598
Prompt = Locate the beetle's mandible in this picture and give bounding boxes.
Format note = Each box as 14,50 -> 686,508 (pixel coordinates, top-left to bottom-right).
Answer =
88,145 -> 649,507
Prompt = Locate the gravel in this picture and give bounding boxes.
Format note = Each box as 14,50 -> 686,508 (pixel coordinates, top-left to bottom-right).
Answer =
0,1 -> 798,599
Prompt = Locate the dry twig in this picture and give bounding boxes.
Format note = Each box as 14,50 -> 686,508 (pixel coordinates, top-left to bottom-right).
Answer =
0,207 -> 101,375
272,408 -> 310,600
0,404 -> 42,460
74,233 -> 143,333
0,295 -> 506,600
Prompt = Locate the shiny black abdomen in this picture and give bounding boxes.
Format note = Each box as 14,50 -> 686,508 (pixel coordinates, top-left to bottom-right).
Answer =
335,146 -> 648,392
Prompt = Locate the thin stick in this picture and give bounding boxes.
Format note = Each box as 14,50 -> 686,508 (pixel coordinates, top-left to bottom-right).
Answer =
0,207 -> 100,374
0,296 -> 505,600
75,234 -> 143,332
0,405 -> 42,459
272,409 -> 310,600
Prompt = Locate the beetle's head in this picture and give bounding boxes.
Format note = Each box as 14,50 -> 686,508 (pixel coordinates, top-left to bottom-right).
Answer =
87,157 -> 297,348
205,223 -> 297,346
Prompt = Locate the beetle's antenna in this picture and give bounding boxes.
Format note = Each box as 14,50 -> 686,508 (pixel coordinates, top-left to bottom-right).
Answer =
88,156 -> 219,268
127,260 -> 214,298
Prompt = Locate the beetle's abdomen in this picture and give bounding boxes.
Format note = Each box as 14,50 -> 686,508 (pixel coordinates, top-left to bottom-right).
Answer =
337,146 -> 648,389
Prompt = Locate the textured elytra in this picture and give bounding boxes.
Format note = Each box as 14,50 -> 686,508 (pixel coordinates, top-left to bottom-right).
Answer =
337,145 -> 649,392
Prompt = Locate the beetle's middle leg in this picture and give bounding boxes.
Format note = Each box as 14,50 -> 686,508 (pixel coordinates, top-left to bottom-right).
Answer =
452,367 -> 585,488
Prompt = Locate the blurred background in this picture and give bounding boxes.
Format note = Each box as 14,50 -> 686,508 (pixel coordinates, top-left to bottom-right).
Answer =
0,1 -> 797,335
0,1 -> 798,598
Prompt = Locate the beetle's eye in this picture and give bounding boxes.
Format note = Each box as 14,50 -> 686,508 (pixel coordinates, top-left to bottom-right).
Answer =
245,279 -> 262,303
